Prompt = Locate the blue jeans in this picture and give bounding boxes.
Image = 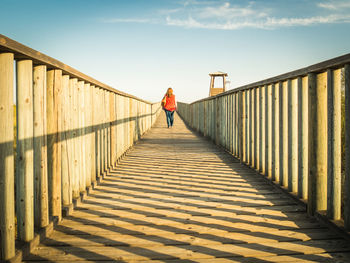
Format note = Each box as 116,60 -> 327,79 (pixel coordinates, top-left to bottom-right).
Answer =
164,109 -> 174,127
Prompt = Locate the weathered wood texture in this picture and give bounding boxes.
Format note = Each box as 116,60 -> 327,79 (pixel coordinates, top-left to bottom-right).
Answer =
0,35 -> 162,261
25,112 -> 350,262
33,65 -> 49,228
0,53 -> 15,260
16,59 -> 34,242
178,62 -> 350,232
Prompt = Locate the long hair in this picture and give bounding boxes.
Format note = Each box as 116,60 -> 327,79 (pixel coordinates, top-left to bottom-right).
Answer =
166,87 -> 173,98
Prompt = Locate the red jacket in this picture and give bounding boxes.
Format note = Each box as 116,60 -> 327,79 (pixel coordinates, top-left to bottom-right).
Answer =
164,95 -> 176,111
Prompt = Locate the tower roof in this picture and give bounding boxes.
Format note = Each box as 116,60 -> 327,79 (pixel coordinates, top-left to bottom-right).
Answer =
209,71 -> 228,77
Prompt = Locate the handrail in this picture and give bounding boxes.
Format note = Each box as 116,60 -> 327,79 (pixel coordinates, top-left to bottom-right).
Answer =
191,52 -> 350,104
178,54 -> 350,237
0,34 -> 162,261
0,34 -> 150,104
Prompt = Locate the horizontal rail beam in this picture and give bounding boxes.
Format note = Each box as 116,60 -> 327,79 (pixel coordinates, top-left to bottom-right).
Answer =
191,53 -> 350,104
0,34 -> 151,104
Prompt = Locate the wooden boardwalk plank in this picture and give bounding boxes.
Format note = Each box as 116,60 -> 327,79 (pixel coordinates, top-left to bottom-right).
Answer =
24,111 -> 350,262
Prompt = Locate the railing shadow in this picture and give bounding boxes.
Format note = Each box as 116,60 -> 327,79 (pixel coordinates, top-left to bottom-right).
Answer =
24,113 -> 350,262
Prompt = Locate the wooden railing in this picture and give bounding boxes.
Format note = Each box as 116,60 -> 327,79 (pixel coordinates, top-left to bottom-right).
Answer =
178,54 -> 350,233
0,34 -> 162,261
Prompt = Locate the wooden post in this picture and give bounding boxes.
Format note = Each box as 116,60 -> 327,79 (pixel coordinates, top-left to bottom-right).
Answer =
252,88 -> 256,168
300,76 -> 309,200
282,81 -> 289,187
316,72 -> 328,212
77,81 -> 85,193
248,89 -> 252,165
242,92 -> 246,161
103,90 -> 108,174
229,97 -> 232,153
270,84 -> 275,181
33,65 -> 49,228
308,73 -> 327,215
110,92 -> 116,167
16,59 -> 34,242
297,78 -> 303,198
0,53 -> 15,260
257,87 -> 261,171
327,69 -> 342,220
215,97 -> 219,145
90,85 -> 96,184
100,89 -> 105,176
267,84 -> 275,181
267,84 -> 273,179
238,91 -> 243,162
94,88 -> 100,180
260,86 -> 266,174
345,64 -> 350,230
84,83 -> 91,188
290,78 -> 298,193
116,95 -> 122,160
69,78 -> 79,199
47,69 -> 62,220
263,85 -> 268,175
277,82 -> 283,184
105,91 -> 110,170
61,75 -> 72,207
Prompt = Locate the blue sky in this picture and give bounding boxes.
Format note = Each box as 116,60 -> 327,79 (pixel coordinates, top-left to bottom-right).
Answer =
1,0 -> 350,103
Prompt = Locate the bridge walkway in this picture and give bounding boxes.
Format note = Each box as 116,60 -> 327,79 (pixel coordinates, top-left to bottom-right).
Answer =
24,111 -> 350,263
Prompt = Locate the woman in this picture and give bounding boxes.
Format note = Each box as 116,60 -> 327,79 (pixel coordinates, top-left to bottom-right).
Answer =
162,88 -> 177,128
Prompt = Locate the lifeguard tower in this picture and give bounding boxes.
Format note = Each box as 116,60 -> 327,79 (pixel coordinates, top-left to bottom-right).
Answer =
209,71 -> 228,97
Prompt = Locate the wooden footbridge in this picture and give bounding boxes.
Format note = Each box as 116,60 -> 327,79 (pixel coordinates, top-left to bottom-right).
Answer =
1,34 -> 350,262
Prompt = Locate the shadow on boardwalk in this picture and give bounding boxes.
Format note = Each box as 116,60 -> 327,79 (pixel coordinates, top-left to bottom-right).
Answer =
24,111 -> 350,262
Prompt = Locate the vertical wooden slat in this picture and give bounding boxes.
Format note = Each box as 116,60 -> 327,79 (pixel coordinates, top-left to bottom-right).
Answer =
345,64 -> 350,230
33,65 -> 49,228
282,80 -> 289,187
238,91 -> 243,162
263,85 -> 267,175
301,76 -> 309,199
291,78 -> 298,193
308,73 -> 317,215
77,81 -> 85,193
47,69 -> 62,220
230,94 -> 234,155
106,91 -> 110,170
270,84 -> 275,181
69,78 -> 78,198
242,91 -> 246,162
327,69 -> 342,220
297,78 -> 303,198
277,82 -> 283,184
100,89 -> 105,176
95,87 -> 101,181
90,85 -> 96,184
257,87 -> 261,171
216,97 -> 219,146
84,83 -> 91,188
260,86 -> 266,174
61,75 -> 71,207
16,59 -> 34,241
252,88 -> 256,169
316,72 -> 328,212
267,84 -> 273,179
110,92 -> 116,167
246,90 -> 250,163
0,53 -> 15,260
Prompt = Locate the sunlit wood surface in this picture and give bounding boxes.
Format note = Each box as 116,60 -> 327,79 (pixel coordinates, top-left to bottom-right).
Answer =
25,111 -> 350,262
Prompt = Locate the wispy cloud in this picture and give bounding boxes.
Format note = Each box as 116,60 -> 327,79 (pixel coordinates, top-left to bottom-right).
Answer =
318,0 -> 350,10
102,18 -> 153,24
101,1 -> 350,30
166,14 -> 350,30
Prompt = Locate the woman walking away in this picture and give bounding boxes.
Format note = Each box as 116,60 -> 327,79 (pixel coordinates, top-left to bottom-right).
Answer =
162,88 -> 177,128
